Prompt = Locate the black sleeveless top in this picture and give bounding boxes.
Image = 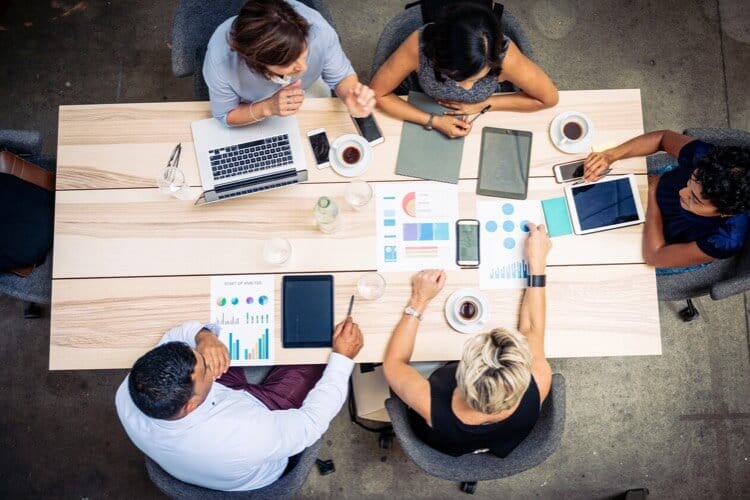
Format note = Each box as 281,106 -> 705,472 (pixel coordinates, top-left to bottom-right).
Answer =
408,362 -> 540,457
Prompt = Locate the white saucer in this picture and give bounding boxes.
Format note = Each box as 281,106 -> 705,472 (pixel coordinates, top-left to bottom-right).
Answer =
549,111 -> 594,154
329,134 -> 372,178
444,288 -> 490,334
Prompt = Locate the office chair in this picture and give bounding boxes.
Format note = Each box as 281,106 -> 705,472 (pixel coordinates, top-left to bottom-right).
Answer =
370,5 -> 534,94
384,373 -> 565,494
171,0 -> 337,100
646,128 -> 750,321
0,129 -> 55,319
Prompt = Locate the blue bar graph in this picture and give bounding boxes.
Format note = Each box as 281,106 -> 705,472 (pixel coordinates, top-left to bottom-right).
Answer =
488,260 -> 529,280
225,328 -> 271,361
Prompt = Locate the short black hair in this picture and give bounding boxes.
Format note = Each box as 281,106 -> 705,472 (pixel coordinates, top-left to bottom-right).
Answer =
694,146 -> 750,215
422,3 -> 504,82
128,342 -> 196,419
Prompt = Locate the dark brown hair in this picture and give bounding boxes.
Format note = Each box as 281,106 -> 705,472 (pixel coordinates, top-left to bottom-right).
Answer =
229,0 -> 310,74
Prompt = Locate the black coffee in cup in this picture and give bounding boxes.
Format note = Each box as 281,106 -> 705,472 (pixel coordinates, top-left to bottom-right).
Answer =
342,146 -> 361,165
458,300 -> 478,321
563,121 -> 583,140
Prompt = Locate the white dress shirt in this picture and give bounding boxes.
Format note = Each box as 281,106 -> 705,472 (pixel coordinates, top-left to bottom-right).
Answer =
115,321 -> 354,491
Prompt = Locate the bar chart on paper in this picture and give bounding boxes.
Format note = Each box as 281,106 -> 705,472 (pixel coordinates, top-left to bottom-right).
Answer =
210,275 -> 275,365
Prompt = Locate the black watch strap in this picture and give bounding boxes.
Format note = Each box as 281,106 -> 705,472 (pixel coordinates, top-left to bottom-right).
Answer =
527,274 -> 546,287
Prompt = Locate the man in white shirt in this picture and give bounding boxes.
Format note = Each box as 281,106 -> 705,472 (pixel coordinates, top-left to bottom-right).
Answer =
115,318 -> 363,492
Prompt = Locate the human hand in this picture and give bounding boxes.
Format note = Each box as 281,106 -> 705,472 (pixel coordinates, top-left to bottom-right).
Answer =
432,114 -> 471,139
583,150 -> 615,182
410,269 -> 446,308
267,80 -> 305,116
439,99 -> 489,116
196,330 -> 230,378
332,317 -> 364,359
524,223 -> 552,275
343,82 -> 376,118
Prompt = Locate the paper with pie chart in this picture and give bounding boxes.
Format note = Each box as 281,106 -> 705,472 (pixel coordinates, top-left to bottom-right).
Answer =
375,183 -> 459,271
477,200 -> 545,289
210,274 -> 275,365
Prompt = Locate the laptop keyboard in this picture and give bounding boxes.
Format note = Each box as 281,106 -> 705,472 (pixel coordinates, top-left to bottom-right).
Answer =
209,134 -> 293,180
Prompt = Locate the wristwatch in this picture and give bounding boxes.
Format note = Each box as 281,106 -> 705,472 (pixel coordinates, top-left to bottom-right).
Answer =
527,275 -> 546,287
403,305 -> 423,321
423,113 -> 436,131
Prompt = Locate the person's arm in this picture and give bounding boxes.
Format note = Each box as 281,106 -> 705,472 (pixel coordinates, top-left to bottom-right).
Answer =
518,223 -> 553,402
334,75 -> 376,118
583,130 -> 696,181
641,176 -> 716,267
225,81 -> 306,126
156,321 -> 230,377
369,31 -> 472,138
249,318 -> 363,461
382,269 -> 446,425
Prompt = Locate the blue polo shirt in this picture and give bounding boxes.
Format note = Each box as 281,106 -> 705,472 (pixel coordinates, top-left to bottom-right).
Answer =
656,140 -> 749,259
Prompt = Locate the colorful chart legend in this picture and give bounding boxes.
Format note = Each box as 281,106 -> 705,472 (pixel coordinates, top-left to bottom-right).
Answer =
210,275 -> 275,366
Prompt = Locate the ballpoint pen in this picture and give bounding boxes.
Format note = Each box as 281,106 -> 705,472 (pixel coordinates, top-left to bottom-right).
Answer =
346,294 -> 355,316
468,104 -> 492,124
167,143 -> 182,169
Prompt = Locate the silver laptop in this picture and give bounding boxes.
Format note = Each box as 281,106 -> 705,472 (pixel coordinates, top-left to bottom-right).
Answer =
191,115 -> 308,205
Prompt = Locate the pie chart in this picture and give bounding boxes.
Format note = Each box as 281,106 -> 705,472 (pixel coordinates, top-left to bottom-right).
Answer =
402,192 -> 417,217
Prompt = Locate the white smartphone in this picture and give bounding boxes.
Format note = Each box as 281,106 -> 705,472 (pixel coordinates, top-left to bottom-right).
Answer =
352,115 -> 385,146
307,128 -> 331,168
553,159 -> 585,183
456,219 -> 480,267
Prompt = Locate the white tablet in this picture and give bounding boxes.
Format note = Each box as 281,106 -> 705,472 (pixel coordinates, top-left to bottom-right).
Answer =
564,174 -> 645,235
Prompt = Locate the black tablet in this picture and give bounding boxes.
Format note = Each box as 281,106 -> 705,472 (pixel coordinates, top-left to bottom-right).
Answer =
476,127 -> 533,200
282,275 -> 334,348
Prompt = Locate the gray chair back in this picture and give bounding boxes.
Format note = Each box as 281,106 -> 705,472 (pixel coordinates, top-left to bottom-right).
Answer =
171,0 -> 336,100
145,438 -> 322,499
384,373 -> 565,482
650,128 -> 750,301
370,5 -> 534,95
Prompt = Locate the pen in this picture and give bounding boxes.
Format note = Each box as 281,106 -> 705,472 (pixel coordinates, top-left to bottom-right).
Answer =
346,294 -> 355,316
468,104 -> 492,124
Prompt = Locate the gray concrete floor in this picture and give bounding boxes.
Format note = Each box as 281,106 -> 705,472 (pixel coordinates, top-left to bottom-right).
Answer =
1,0 -> 749,498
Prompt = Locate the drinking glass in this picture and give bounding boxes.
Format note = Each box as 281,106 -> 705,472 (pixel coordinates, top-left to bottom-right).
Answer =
262,238 -> 292,265
357,272 -> 386,300
345,179 -> 373,210
157,166 -> 187,197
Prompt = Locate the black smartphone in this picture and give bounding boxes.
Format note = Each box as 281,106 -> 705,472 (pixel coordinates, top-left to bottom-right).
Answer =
307,128 -> 331,168
553,159 -> 585,183
456,219 -> 480,267
352,115 -> 384,146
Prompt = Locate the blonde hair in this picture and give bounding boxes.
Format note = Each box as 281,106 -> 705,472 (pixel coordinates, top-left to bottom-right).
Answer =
455,328 -> 532,414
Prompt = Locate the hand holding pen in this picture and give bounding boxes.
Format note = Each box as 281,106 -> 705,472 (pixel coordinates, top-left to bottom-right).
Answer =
583,147 -> 616,182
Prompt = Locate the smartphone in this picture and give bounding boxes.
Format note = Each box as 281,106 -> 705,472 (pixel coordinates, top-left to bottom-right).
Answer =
352,115 -> 385,146
456,219 -> 480,267
553,159 -> 585,183
307,128 -> 331,168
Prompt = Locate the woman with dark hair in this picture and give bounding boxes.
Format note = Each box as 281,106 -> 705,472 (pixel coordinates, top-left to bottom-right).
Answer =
370,3 -> 558,138
584,131 -> 750,272
204,0 -> 374,126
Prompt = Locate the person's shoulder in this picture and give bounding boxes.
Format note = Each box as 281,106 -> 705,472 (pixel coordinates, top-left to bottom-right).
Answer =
206,16 -> 237,64
678,139 -> 713,165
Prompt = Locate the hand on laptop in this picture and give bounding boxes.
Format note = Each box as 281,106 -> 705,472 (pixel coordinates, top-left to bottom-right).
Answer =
332,317 -> 364,360
433,115 -> 471,139
267,80 -> 305,117
342,82 -> 376,118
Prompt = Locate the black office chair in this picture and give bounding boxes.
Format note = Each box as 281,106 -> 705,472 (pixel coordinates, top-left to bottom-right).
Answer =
370,4 -> 534,95
647,127 -> 750,321
384,374 -> 566,494
171,0 -> 337,100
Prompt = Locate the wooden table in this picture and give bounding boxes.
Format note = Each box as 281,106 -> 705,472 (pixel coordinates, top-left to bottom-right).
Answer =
51,90 -> 661,370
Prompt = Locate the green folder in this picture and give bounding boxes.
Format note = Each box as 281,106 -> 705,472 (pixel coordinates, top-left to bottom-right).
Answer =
541,197 -> 573,237
394,92 -> 464,184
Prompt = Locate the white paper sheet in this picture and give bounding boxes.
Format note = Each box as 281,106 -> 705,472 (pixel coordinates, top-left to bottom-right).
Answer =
477,199 -> 545,289
210,275 -> 275,366
375,183 -> 459,272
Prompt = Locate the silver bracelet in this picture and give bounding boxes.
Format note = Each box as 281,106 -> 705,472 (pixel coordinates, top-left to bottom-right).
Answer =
248,102 -> 265,123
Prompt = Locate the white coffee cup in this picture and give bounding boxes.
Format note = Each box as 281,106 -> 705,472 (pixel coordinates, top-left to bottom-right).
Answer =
557,112 -> 591,145
454,296 -> 482,325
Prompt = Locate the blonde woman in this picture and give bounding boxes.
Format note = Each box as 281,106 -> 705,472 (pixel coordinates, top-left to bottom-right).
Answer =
382,223 -> 552,456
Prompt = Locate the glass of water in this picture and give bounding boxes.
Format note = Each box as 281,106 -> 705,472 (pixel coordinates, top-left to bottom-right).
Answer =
357,272 -> 386,300
345,180 -> 373,210
263,238 -> 292,265
157,166 -> 187,197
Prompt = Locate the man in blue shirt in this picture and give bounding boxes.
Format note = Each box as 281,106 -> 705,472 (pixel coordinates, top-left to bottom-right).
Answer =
583,130 -> 750,270
203,0 -> 375,126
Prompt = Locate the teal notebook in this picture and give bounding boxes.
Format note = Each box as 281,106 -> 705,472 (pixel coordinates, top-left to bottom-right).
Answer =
541,197 -> 573,237
394,92 -> 464,184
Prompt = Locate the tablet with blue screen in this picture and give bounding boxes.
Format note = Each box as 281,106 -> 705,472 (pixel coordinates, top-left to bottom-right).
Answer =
564,174 -> 645,235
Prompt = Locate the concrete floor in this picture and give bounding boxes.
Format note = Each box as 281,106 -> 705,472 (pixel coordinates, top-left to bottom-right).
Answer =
1,0 -> 749,498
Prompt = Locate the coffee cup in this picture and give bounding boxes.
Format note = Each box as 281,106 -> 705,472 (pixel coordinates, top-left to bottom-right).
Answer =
558,113 -> 590,145
339,144 -> 363,166
454,297 -> 481,324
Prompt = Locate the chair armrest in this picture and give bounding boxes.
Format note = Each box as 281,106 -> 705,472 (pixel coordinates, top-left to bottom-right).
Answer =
0,129 -> 42,156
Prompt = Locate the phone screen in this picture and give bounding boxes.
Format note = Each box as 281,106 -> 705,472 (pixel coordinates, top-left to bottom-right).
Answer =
558,161 -> 584,181
353,115 -> 383,144
457,222 -> 480,264
308,130 -> 330,165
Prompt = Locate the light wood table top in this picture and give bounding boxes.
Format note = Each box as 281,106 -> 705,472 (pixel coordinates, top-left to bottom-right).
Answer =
51,90 -> 661,370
